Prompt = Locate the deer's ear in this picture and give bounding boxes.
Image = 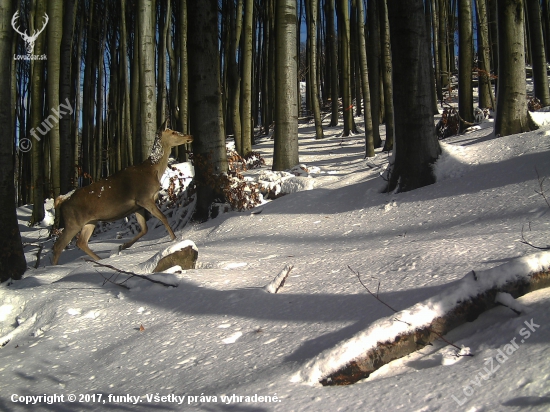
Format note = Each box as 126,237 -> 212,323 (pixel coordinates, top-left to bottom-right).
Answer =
159,119 -> 168,132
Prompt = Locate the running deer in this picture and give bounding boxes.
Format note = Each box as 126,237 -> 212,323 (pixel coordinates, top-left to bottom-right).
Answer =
52,122 -> 193,265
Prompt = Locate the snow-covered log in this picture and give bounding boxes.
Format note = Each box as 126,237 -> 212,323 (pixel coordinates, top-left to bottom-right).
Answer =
134,240 -> 198,274
293,252 -> 550,386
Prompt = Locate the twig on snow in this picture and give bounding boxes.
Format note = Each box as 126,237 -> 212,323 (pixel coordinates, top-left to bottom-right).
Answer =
347,266 -> 467,354
84,259 -> 178,288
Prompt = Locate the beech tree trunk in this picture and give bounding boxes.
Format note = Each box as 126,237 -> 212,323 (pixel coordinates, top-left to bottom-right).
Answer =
494,0 -> 535,137
458,0 -> 474,129
525,0 -> 550,106
0,0 -> 26,281
386,0 -> 441,193
188,0 -> 228,220
273,0 -> 299,170
138,0 -> 157,159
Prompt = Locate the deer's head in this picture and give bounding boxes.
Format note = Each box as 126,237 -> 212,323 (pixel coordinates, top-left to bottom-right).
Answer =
12,11 -> 49,54
149,120 -> 193,164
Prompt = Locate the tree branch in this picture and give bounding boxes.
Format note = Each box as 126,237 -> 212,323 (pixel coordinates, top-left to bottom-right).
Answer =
84,259 -> 178,288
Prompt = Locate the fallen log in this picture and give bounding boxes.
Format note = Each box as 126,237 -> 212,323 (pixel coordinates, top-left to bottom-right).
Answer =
292,252 -> 550,386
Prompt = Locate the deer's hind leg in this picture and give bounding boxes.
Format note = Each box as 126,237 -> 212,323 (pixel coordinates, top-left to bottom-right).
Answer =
121,208 -> 148,250
76,223 -> 101,261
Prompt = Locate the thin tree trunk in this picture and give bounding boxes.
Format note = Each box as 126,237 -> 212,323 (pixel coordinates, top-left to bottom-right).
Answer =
273,0 -> 300,170
380,0 -> 394,152
526,0 -> 550,106
138,0 -> 157,159
308,0 -> 324,139
438,0 -> 449,89
337,0 -> 355,136
367,0 -> 382,146
120,0 -> 133,167
354,0 -> 373,154
475,0 -> 495,109
29,0 -> 47,225
458,0 -> 474,128
59,0 -> 77,195
241,0 -> 254,154
326,0 -> 339,126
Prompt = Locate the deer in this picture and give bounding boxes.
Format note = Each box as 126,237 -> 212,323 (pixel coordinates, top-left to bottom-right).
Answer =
52,122 -> 193,265
12,11 -> 49,55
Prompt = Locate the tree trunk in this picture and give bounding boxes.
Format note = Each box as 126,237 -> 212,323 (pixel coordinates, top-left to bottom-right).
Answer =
367,0 -> 382,146
458,0 -> 474,128
380,0 -> 394,152
29,0 -> 47,225
494,0 -> 534,136
308,0 -> 324,140
475,0 -> 496,109
157,0 -> 170,126
353,0 -> 373,155
525,0 -> 550,106
241,0 -> 254,154
0,0 -> 26,281
59,0 -> 77,195
438,0 -> 449,89
326,0 -> 339,127
120,0 -> 133,167
273,0 -> 300,170
431,0 -> 443,102
138,0 -> 157,159
337,0 -> 354,136
178,0 -> 190,161
386,0 -> 441,193
228,0 -> 243,153
188,0 -> 228,220
47,0 -> 63,198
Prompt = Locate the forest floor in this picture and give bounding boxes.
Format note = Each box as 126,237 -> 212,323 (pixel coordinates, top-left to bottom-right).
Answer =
2,104 -> 550,411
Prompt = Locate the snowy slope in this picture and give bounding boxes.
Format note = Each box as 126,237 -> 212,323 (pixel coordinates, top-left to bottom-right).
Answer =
2,116 -> 550,411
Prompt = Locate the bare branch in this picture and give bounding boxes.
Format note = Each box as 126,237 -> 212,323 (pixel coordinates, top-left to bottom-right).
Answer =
347,266 -> 465,353
83,259 -> 178,288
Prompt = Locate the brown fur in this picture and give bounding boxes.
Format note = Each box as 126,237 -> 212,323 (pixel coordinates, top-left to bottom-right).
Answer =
52,125 -> 193,265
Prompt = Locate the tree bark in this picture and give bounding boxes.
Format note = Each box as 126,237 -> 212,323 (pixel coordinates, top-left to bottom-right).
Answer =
241,0 -> 254,153
29,0 -> 47,225
367,0 -> 381,146
525,0 -> 550,106
308,0 -> 324,140
59,0 -> 77,194
386,0 -> 441,193
353,0 -> 373,155
337,0 -> 355,136
273,0 -> 300,170
458,0 -> 474,128
324,0 -> 339,127
0,0 -> 26,281
380,0 -> 394,152
188,0 -> 228,220
475,0 -> 496,109
138,0 -> 157,160
494,0 -> 535,136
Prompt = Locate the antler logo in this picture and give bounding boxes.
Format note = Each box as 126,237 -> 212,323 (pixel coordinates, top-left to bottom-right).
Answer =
11,11 -> 49,55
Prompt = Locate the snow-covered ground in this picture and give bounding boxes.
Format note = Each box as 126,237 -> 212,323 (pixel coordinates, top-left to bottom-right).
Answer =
2,112 -> 550,411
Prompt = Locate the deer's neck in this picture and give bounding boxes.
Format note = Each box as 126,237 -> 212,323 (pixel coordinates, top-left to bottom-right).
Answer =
147,141 -> 171,182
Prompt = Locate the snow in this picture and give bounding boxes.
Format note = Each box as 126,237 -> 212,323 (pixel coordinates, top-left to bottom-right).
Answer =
3,111 -> 550,411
